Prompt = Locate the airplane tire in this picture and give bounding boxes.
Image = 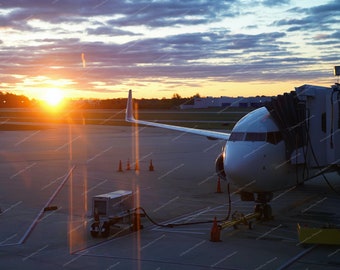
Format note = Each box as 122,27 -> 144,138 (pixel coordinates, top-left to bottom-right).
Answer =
248,221 -> 254,230
101,222 -> 110,238
263,205 -> 272,221
254,204 -> 263,220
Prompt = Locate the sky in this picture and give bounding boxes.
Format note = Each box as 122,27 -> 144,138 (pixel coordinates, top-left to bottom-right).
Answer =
0,0 -> 339,100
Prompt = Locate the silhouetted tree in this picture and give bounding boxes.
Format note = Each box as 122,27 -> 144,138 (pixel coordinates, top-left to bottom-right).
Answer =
0,92 -> 31,108
172,93 -> 182,99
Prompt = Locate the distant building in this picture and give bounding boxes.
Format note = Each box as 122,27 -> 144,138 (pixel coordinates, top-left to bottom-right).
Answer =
180,96 -> 272,109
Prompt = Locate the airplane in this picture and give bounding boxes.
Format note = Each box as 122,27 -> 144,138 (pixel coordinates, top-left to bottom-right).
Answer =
125,78 -> 340,220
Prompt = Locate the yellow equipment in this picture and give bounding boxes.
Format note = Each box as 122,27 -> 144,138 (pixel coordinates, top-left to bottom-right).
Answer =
219,211 -> 261,230
210,211 -> 261,242
297,223 -> 340,245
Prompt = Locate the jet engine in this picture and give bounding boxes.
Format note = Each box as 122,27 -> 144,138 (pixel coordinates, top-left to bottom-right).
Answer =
215,153 -> 226,180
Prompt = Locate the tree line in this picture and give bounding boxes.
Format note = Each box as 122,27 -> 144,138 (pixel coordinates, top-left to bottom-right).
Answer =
0,92 -> 200,110
0,92 -> 33,108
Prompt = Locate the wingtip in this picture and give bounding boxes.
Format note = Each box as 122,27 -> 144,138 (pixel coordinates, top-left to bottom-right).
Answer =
126,89 -> 134,122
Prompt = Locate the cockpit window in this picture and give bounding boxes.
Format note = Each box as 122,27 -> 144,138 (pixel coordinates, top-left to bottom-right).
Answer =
229,132 -> 245,141
266,132 -> 283,145
229,131 -> 283,144
245,132 -> 266,141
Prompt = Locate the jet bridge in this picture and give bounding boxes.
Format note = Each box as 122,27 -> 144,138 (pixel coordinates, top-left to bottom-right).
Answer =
264,91 -> 306,161
265,83 -> 340,172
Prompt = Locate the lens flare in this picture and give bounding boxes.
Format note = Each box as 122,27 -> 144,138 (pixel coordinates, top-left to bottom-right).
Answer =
43,88 -> 64,107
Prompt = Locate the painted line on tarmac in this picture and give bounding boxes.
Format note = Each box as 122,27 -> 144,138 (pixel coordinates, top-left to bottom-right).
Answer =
18,165 -> 75,245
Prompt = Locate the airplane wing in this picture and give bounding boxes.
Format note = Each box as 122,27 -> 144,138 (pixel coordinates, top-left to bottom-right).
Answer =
126,90 -> 230,141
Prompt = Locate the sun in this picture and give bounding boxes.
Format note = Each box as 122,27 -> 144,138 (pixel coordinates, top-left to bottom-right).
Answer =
42,88 -> 64,107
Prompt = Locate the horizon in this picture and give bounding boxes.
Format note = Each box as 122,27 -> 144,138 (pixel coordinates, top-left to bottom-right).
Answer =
0,1 -> 339,102
1,89 -> 276,102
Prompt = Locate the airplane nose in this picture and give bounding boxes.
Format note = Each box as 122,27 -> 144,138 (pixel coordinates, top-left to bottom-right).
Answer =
224,142 -> 265,191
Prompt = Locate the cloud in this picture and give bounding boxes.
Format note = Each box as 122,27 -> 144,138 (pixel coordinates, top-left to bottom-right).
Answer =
260,0 -> 291,7
0,0 -> 339,98
275,1 -> 340,32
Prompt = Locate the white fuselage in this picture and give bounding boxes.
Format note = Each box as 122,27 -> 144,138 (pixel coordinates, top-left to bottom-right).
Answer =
224,107 -> 304,193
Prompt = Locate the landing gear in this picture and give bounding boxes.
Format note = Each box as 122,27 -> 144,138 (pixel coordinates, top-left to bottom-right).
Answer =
254,192 -> 273,220
238,191 -> 274,221
254,203 -> 273,221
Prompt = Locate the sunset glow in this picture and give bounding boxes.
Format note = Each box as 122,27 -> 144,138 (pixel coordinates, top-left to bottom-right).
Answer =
0,1 -> 339,100
42,88 -> 64,107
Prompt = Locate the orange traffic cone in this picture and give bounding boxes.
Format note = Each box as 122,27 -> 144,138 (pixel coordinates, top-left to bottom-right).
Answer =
118,160 -> 123,172
215,177 -> 223,193
210,217 -> 221,242
149,160 -> 154,171
126,159 -> 131,171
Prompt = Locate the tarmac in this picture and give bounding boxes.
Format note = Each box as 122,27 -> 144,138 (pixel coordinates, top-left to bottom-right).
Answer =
0,124 -> 339,269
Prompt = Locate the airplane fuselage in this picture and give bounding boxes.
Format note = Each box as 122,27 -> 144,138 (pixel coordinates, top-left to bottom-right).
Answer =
222,107 -> 304,197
